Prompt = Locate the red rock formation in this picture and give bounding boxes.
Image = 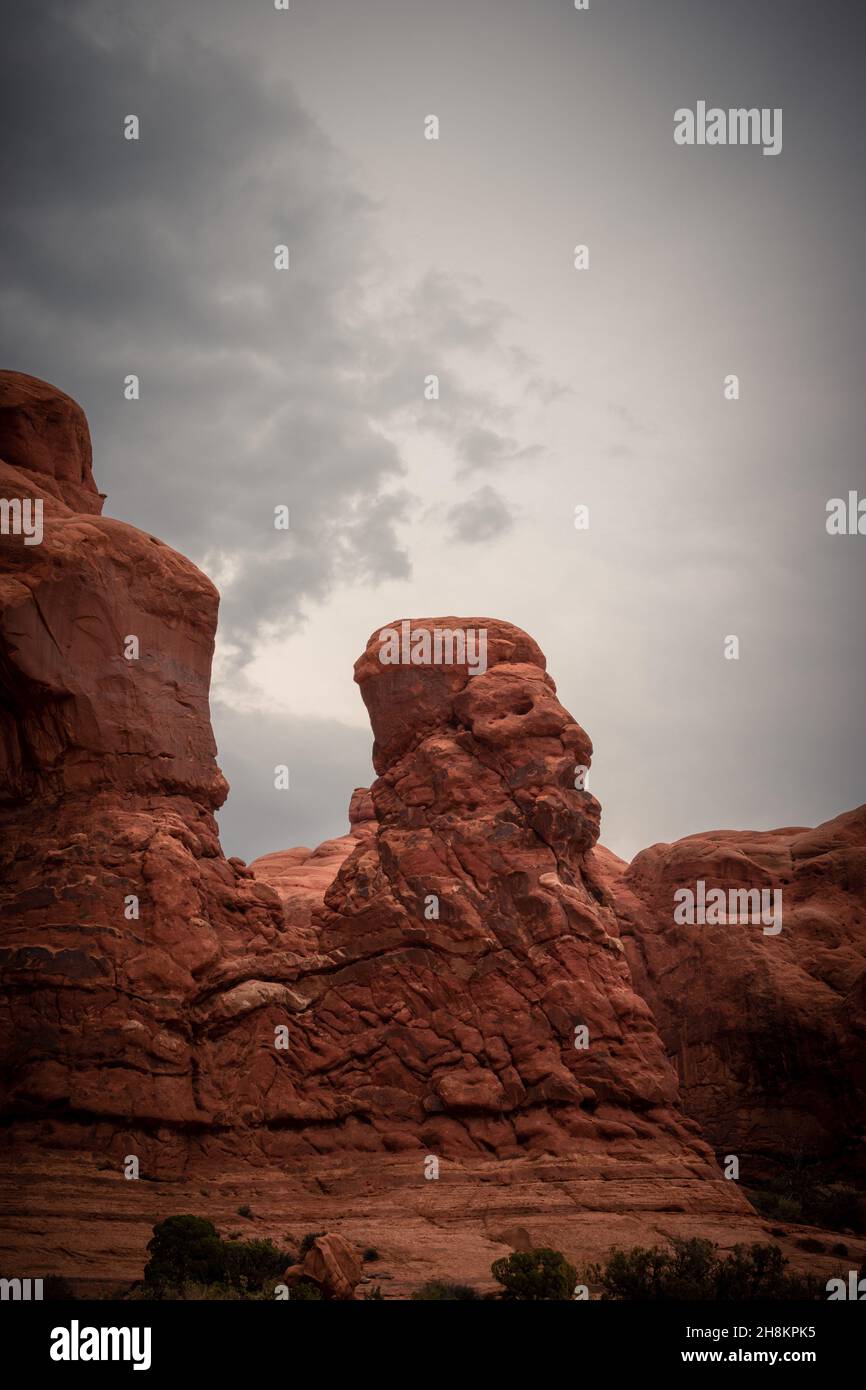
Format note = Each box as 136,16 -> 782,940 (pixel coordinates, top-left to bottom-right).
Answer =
0,375 -> 722,1200
282,1233 -> 364,1300
0,372 -> 102,516
0,371 -> 286,1156
596,812 -> 866,1184
4,372 -> 863,1296
276,615 -> 699,1162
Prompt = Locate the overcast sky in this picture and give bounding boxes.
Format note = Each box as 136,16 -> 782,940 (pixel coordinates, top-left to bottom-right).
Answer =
2,0 -> 864,863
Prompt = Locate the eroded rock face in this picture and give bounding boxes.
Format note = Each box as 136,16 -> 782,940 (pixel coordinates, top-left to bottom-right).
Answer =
0,372 -> 286,1158
8,372 -> 864,1295
282,1233 -> 364,1300
598,812 -> 866,1183
0,372 -> 101,516
272,616 -> 701,1164
0,375 -> 721,1196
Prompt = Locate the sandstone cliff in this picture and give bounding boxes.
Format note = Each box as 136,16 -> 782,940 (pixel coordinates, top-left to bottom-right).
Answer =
593,812 -> 866,1185
1,372 -> 862,1294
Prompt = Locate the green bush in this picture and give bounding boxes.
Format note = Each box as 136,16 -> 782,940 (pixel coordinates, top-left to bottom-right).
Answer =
601,1238 -> 823,1301
411,1280 -> 480,1300
491,1248 -> 577,1301
222,1237 -> 289,1291
144,1216 -> 225,1292
746,1179 -> 866,1234
142,1215 -> 290,1298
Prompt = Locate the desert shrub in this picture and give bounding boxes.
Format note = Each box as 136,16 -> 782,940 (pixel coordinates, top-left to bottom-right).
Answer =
290,1278 -> 324,1300
299,1231 -> 325,1257
749,1190 -> 801,1224
143,1216 -> 290,1298
807,1184 -> 866,1234
237,1205 -> 252,1219
43,1275 -> 76,1300
746,1178 -> 866,1235
601,1238 -> 823,1301
796,1237 -> 825,1253
222,1237 -> 289,1292
143,1216 -> 225,1292
491,1248 -> 577,1301
126,1281 -> 274,1302
362,1248 -> 380,1262
411,1280 -> 480,1300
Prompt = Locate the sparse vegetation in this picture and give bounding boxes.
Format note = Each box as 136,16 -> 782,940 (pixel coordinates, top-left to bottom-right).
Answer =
43,1275 -> 76,1300
746,1174 -> 866,1235
411,1280 -> 480,1300
289,1278 -> 324,1300
140,1215 -> 290,1299
491,1248 -> 577,1301
299,1231 -> 325,1257
796,1236 -> 825,1253
600,1238 -> 824,1301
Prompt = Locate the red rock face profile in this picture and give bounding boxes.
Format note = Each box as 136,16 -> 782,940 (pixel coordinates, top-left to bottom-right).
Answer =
1,373 -> 863,1293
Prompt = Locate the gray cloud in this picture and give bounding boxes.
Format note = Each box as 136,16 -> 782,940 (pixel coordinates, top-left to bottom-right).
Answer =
0,2 -> 411,649
446,485 -> 514,544
2,0 -> 865,866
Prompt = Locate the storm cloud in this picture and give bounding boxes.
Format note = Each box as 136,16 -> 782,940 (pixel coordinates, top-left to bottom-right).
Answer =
2,0 -> 865,863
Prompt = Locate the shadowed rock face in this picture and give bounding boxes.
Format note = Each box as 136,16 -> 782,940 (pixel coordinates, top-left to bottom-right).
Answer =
0,373 -> 285,1151
593,812 -> 866,1184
